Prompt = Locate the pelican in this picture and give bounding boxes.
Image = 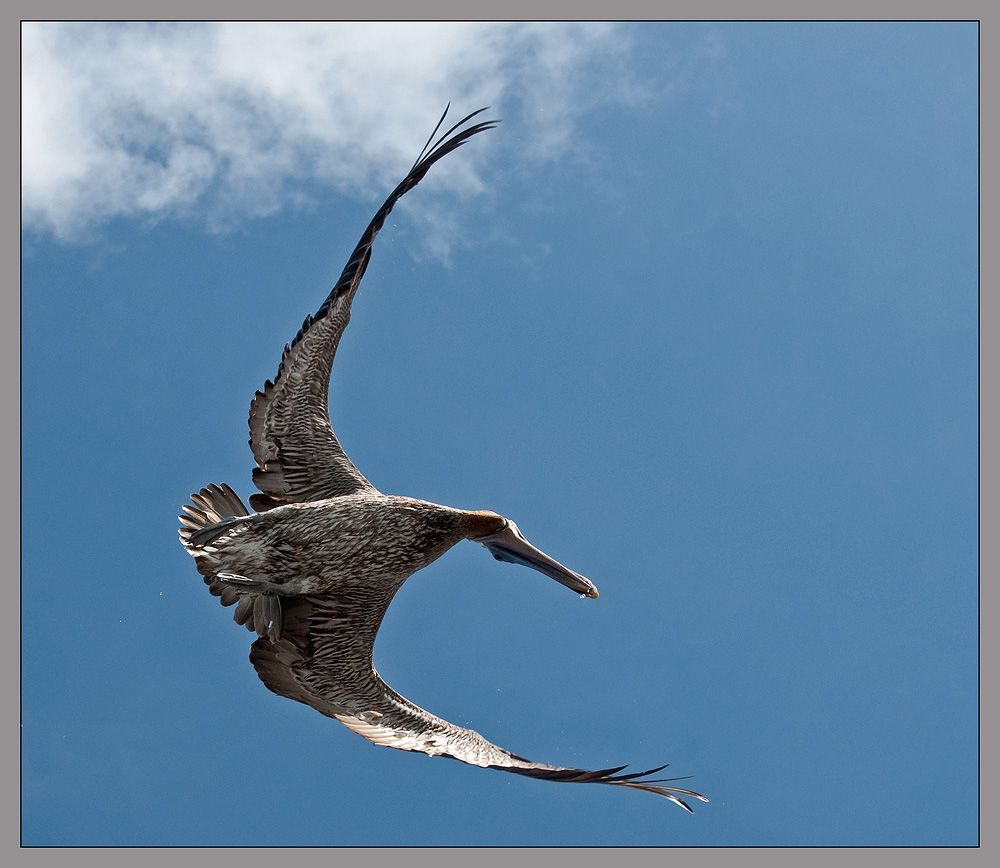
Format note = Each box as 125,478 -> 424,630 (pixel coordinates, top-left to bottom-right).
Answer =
179,107 -> 707,811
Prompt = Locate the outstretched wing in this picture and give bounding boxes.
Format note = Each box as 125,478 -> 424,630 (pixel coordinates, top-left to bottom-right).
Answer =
249,593 -> 708,811
248,107 -> 498,511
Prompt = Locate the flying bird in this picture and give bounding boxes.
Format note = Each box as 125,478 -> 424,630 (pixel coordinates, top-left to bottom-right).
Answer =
178,106 -> 708,811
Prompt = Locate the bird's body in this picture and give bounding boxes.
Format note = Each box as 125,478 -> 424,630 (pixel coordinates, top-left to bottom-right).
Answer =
193,494 -> 469,598
179,107 -> 708,811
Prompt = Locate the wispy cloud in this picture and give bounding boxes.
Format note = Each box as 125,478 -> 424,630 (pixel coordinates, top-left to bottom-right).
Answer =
22,22 -> 647,246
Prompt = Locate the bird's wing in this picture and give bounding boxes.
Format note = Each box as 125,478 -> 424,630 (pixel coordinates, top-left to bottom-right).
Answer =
247,107 -> 498,511
249,592 -> 708,811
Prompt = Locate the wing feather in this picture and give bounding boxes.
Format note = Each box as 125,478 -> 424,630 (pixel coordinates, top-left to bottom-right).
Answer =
248,593 -> 707,810
248,108 -> 498,507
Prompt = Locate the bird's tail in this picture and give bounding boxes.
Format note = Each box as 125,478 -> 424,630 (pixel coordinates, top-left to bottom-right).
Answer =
179,484 -> 283,640
178,483 -> 249,550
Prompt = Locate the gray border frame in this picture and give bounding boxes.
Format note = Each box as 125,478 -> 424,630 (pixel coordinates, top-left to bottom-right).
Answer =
9,2 -> 990,864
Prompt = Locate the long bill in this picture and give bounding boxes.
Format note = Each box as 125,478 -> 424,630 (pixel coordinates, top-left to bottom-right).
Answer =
476,522 -> 599,599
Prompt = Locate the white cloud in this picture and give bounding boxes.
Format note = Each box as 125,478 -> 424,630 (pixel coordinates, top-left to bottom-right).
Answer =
21,22 -> 646,244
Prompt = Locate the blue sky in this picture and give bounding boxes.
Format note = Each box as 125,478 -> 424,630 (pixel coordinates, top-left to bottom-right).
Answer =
22,22 -> 978,845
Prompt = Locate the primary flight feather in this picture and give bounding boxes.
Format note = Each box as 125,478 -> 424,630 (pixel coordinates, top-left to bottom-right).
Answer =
178,106 -> 708,812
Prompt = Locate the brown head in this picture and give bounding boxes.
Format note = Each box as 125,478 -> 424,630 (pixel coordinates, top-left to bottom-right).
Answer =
461,509 -> 508,541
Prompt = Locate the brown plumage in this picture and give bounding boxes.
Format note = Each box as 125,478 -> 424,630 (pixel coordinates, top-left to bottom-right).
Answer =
178,107 -> 708,811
